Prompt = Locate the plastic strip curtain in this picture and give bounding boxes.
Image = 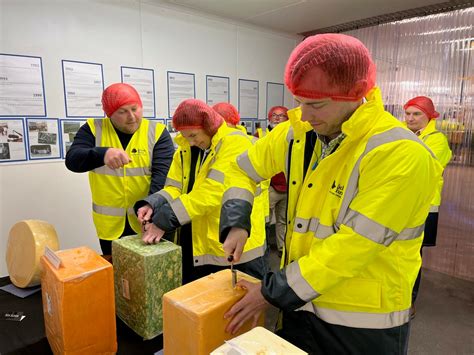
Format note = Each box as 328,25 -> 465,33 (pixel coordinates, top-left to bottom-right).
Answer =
345,8 -> 474,281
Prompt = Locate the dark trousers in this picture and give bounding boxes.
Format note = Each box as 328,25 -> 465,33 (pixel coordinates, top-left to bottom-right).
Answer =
99,217 -> 136,255
412,212 -> 439,304
277,310 -> 410,355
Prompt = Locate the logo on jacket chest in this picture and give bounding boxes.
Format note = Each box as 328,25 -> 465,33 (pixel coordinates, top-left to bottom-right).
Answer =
130,148 -> 147,156
329,180 -> 344,198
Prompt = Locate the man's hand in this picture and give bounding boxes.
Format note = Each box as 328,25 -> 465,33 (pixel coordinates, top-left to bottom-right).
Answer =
137,204 -> 153,224
224,280 -> 269,334
223,227 -> 248,262
104,148 -> 131,169
142,222 -> 165,244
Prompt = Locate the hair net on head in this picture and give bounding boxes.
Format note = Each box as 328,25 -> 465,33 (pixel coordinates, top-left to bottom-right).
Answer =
173,99 -> 224,136
284,33 -> 376,101
212,102 -> 240,125
102,83 -> 142,117
404,96 -> 440,119
268,106 -> 289,120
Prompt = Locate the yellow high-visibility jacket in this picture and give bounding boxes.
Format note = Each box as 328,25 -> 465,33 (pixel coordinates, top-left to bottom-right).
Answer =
88,118 -> 165,240
236,87 -> 442,329
144,122 -> 266,266
418,120 -> 452,211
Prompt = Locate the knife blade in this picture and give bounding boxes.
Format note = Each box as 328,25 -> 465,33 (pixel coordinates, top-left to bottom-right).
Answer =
227,255 -> 237,288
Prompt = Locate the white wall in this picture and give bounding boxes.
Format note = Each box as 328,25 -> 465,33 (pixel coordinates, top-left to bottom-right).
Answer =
0,0 -> 300,276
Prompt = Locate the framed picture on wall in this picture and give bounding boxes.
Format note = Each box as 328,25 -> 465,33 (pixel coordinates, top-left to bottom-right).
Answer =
60,119 -> 86,159
238,79 -> 259,119
206,75 -> 230,106
62,60 -> 104,118
0,54 -> 47,117
26,118 -> 61,160
167,71 -> 195,118
0,118 -> 27,163
121,66 -> 156,119
266,82 -> 284,115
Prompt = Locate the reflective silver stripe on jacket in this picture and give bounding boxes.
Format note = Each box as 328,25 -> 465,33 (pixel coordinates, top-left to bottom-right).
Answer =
429,205 -> 439,212
222,187 -> 254,205
148,120 -> 157,162
342,208 -> 423,245
255,185 -> 262,196
286,262 -> 320,301
336,127 -> 429,242
127,207 -> 136,216
207,169 -> 225,184
296,303 -> 410,329
93,165 -> 150,177
193,244 -> 265,266
285,127 -> 294,178
237,151 -> 265,183
93,203 -> 125,217
157,190 -> 174,203
94,119 -> 102,146
170,198 -> 191,225
293,217 -> 336,239
93,165 -> 123,177
165,177 -> 182,189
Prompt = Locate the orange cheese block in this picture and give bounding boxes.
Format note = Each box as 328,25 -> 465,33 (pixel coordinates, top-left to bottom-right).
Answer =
40,246 -> 117,355
6,220 -> 59,288
163,269 -> 264,355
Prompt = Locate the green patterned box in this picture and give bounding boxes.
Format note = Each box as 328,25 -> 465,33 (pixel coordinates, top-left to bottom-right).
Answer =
112,235 -> 182,340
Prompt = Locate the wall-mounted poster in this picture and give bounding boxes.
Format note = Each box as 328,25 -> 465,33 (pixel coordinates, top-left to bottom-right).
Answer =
0,54 -> 46,117
239,79 -> 259,119
121,66 -> 156,118
206,75 -> 230,105
266,82 -> 284,114
62,60 -> 104,118
60,119 -> 85,158
167,71 -> 195,118
26,118 -> 60,160
0,118 -> 27,163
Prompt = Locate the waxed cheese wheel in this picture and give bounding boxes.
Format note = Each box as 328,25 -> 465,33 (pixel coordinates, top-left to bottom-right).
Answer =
6,220 -> 59,288
163,269 -> 265,355
112,235 -> 182,339
211,326 -> 307,354
41,246 -> 117,355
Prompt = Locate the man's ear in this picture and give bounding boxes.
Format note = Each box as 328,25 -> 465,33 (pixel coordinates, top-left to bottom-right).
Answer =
348,79 -> 368,99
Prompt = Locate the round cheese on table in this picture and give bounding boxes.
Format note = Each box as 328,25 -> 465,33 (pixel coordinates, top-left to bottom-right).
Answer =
6,220 -> 59,288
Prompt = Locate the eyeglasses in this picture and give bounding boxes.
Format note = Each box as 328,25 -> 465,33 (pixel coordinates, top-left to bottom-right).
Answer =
271,113 -> 287,119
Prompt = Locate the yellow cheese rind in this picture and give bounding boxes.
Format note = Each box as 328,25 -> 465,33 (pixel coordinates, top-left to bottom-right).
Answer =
211,326 -> 308,354
6,220 -> 60,288
163,269 -> 265,355
41,246 -> 117,355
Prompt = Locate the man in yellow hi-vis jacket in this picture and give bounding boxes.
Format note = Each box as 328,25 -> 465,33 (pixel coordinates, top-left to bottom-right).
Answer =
404,96 -> 452,311
223,34 -> 443,354
135,99 -> 267,283
66,83 -> 174,255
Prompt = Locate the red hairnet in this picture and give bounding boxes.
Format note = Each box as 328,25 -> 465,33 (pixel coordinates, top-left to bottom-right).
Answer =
102,83 -> 142,117
212,102 -> 240,125
173,99 -> 223,136
268,106 -> 289,120
285,34 -> 376,101
404,96 -> 440,119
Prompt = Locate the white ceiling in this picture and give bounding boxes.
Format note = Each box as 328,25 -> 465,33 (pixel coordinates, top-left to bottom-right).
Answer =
151,0 -> 445,35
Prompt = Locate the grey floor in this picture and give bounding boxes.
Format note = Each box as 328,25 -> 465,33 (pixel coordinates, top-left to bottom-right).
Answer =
264,243 -> 474,354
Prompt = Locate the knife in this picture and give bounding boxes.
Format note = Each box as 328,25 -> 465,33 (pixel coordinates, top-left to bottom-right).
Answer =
227,254 -> 237,288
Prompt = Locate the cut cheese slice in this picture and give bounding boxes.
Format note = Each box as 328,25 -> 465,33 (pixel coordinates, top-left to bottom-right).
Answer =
41,246 -> 117,354
6,220 -> 59,288
211,326 -> 307,354
163,269 -> 264,355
